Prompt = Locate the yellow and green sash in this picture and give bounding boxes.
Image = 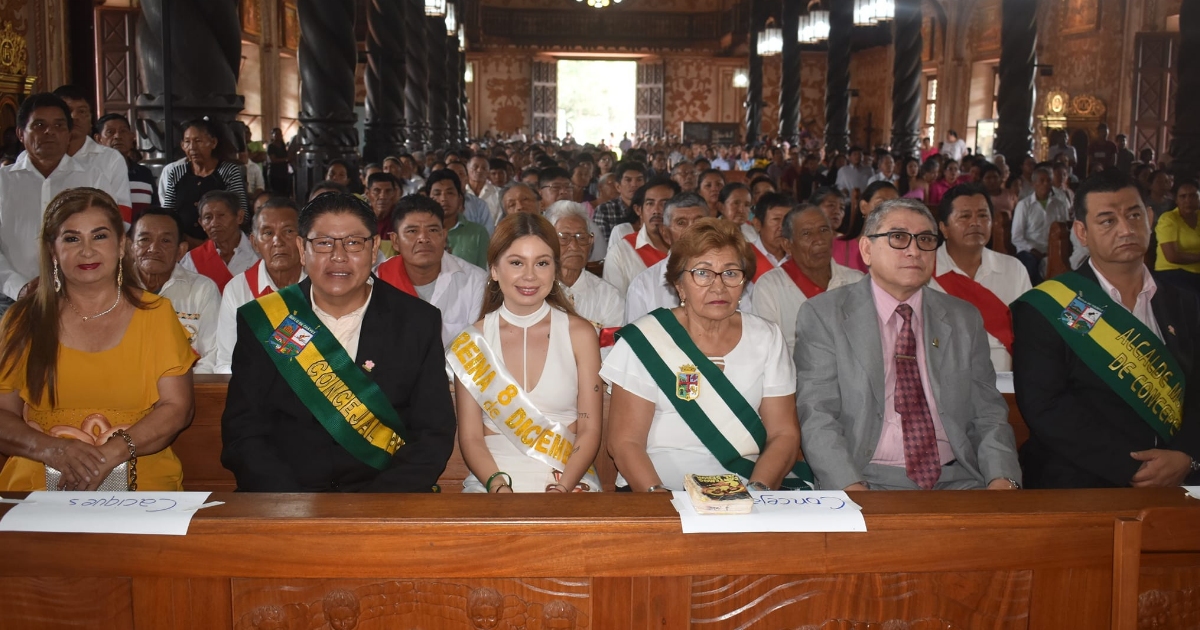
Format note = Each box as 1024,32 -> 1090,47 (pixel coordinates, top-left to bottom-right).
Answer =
616,308 -> 814,488
1016,271 -> 1184,441
239,284 -> 407,469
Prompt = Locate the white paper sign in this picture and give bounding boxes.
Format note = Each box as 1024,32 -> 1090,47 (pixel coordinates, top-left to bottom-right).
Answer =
995,372 -> 1014,394
670,490 -> 867,534
1185,486 -> 1200,500
0,491 -> 213,536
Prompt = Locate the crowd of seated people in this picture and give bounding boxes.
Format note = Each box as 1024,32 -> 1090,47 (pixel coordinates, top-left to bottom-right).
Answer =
0,90 -> 1197,495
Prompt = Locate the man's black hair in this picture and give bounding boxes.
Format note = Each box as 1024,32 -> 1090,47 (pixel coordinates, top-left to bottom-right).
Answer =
1074,169 -> 1140,223
392,193 -> 446,233
632,177 -> 681,208
938,183 -> 994,224
299,192 -> 377,238
130,207 -> 184,243
17,93 -> 73,131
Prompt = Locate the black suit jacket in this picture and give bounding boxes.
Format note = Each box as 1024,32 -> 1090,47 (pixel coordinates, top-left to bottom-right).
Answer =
1012,262 -> 1200,488
220,278 -> 457,492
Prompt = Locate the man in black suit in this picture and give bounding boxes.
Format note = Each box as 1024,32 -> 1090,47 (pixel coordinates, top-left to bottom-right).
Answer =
1013,170 -> 1200,488
221,192 -> 456,492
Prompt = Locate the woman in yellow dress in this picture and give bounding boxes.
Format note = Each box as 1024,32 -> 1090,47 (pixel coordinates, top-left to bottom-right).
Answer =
0,188 -> 196,491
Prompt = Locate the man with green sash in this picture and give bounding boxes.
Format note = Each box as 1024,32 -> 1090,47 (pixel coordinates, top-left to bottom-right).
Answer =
221,193 -> 457,492
1013,171 -> 1200,488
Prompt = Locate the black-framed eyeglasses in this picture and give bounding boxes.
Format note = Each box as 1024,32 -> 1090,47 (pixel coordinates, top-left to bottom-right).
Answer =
866,231 -> 939,252
304,235 -> 371,253
557,231 -> 592,245
541,183 -> 575,193
683,268 -> 746,287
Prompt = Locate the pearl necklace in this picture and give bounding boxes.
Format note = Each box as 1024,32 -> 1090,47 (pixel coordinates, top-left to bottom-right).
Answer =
66,291 -> 123,321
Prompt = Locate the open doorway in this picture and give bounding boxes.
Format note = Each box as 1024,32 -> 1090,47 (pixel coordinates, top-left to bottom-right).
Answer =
556,60 -> 637,146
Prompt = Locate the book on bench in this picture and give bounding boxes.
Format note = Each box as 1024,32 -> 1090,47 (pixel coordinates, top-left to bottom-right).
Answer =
683,473 -> 753,515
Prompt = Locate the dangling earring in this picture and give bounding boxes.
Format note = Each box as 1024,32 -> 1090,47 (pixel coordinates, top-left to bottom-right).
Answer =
116,263 -> 123,288
680,297 -> 686,307
52,259 -> 61,293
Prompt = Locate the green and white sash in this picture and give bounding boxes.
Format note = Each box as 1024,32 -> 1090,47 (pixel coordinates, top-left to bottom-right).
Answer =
1016,271 -> 1184,441
447,327 -> 601,491
239,285 -> 407,470
616,308 -> 814,488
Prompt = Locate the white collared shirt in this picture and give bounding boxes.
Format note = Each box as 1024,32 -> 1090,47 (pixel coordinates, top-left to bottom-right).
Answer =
154,265 -> 222,373
1011,193 -> 1071,254
179,232 -> 261,282
311,286 -> 373,362
752,260 -> 863,354
931,245 -> 1032,371
466,180 -> 502,227
214,262 -> 306,373
425,251 -> 488,348
1089,260 -> 1162,340
562,269 -> 625,329
603,224 -> 663,294
0,153 -> 112,298
624,257 -> 756,324
71,137 -> 132,216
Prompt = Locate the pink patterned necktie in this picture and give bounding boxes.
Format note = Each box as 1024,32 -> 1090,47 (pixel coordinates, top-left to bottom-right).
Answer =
894,303 -> 941,490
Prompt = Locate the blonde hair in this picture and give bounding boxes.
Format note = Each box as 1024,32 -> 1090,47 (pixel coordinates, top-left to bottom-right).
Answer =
480,213 -> 577,318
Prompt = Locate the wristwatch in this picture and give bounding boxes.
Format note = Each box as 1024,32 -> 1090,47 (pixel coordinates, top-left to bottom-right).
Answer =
746,481 -> 771,491
1003,477 -> 1021,489
1190,458 -> 1200,473
646,484 -> 669,493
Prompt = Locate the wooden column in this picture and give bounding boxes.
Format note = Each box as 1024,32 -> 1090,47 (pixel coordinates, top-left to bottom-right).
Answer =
363,0 -> 407,163
295,0 -> 359,203
405,2 -> 429,151
1170,1 -> 1200,178
890,0 -> 923,159
824,0 -> 852,157
745,0 -> 763,145
426,14 -> 450,149
259,0 -> 281,136
994,0 -> 1038,169
459,49 -> 470,143
446,30 -> 461,147
778,0 -> 801,145
135,0 -> 244,162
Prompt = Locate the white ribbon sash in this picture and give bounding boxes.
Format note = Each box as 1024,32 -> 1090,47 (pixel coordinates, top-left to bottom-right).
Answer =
629,316 -> 762,461
447,327 -> 601,491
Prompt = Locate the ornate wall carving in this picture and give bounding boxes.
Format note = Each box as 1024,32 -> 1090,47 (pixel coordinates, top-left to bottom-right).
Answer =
800,52 -> 828,137
232,577 -> 591,629
1034,0 -> 1126,130
968,0 -> 1001,56
470,52 -> 532,136
664,57 -> 719,135
690,571 -> 1032,629
850,46 -> 892,148
761,54 -> 781,142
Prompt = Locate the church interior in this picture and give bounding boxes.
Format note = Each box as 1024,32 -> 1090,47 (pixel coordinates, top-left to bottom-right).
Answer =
3,0 -> 1200,629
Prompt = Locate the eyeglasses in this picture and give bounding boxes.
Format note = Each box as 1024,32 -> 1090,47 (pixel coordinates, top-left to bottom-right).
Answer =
304,235 -> 371,253
683,268 -> 746,287
866,231 -> 939,252
557,231 -> 592,245
541,183 -> 575,194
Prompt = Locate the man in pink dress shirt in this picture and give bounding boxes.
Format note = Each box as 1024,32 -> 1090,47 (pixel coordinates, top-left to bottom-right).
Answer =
793,197 -> 1022,491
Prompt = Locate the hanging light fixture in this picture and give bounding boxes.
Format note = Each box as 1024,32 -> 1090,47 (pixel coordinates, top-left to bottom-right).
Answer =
458,24 -> 466,52
874,0 -> 895,22
464,61 -> 474,84
424,0 -> 446,18
798,9 -> 830,44
575,0 -> 623,8
732,68 -> 749,88
758,17 -> 783,56
445,3 -> 457,36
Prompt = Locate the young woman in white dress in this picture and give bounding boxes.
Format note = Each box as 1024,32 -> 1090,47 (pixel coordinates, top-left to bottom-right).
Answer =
454,213 -> 603,493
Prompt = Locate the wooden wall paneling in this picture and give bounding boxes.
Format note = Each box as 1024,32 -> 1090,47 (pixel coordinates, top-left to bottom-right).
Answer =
1131,32 -> 1179,161
591,577 -> 632,628
93,7 -> 139,119
1137,506 -> 1200,629
0,577 -> 134,630
530,58 -> 556,139
690,572 -> 1031,629
636,60 -> 665,139
1111,517 -> 1143,630
1027,568 -> 1113,630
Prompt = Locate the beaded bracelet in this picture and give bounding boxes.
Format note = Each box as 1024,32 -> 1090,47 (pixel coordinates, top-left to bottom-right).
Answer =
545,482 -> 568,493
112,428 -> 138,491
485,471 -> 512,493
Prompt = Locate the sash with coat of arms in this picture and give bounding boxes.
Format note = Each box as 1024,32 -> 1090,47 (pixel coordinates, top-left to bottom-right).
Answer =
238,284 -> 408,470
1016,271 -> 1184,441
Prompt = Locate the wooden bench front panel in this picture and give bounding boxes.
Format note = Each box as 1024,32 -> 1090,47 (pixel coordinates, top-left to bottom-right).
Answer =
3,489 -> 1197,630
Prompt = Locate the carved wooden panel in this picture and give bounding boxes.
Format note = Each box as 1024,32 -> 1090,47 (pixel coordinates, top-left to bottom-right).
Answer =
531,60 -> 557,139
93,7 -> 139,119
636,60 -> 664,139
1139,564 -> 1200,629
0,577 -> 134,629
1131,32 -> 1178,162
232,578 -> 590,629
690,572 -> 1032,629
